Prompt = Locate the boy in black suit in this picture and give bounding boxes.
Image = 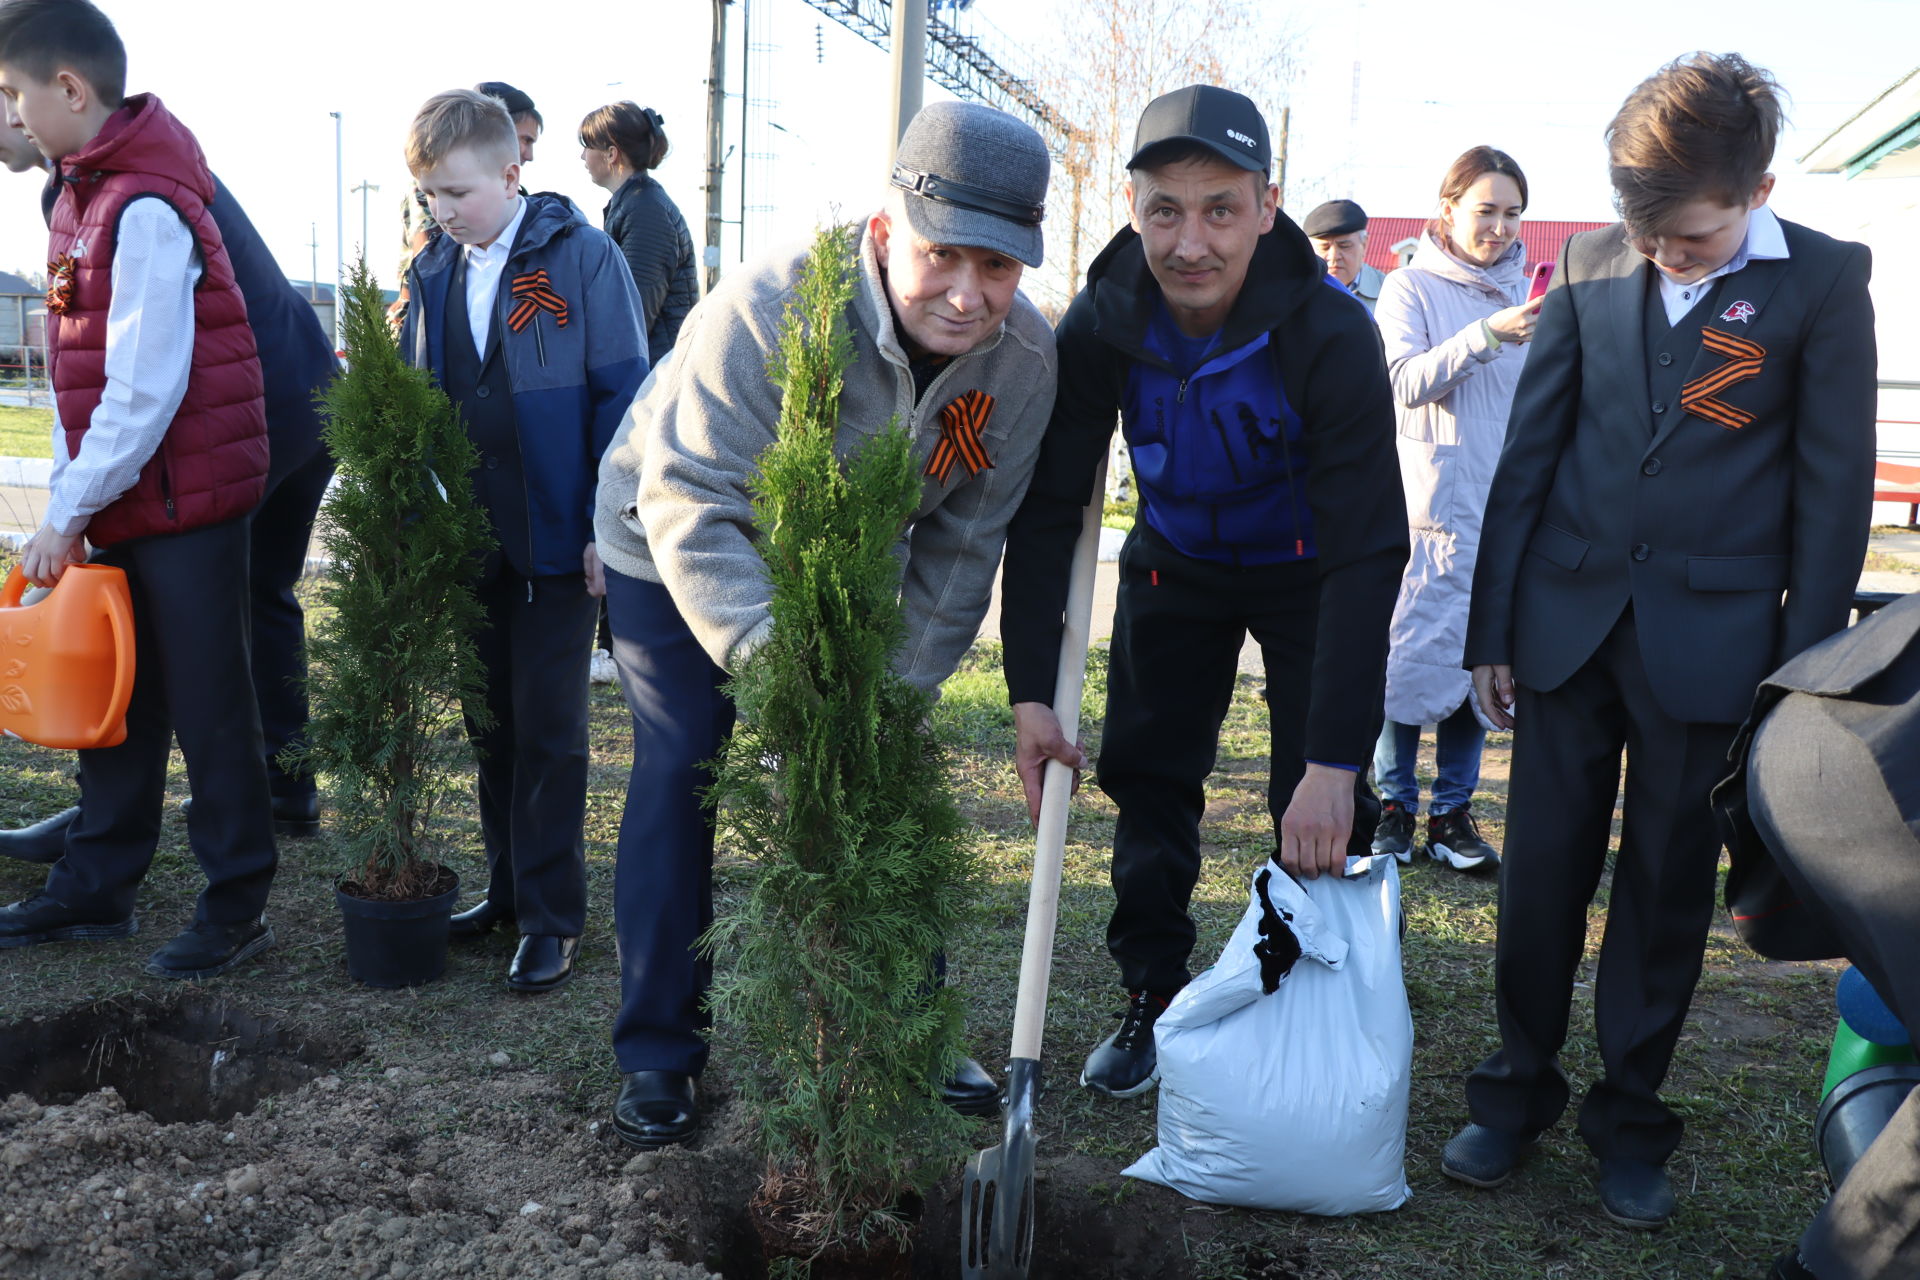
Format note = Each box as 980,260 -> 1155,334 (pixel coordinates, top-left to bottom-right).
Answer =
1444,53 -> 1877,1227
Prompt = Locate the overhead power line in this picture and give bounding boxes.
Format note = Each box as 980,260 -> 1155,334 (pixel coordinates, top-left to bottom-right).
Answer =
800,0 -> 1076,148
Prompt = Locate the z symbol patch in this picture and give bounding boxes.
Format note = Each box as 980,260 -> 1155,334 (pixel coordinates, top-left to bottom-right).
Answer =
1720,300 -> 1756,324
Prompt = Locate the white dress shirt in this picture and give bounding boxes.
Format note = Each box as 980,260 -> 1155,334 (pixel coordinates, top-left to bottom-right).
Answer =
1656,204 -> 1789,326
48,196 -> 203,537
463,196 -> 527,358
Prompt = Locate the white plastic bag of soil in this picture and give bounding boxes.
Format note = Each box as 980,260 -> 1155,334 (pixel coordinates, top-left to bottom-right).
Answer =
1123,854 -> 1413,1214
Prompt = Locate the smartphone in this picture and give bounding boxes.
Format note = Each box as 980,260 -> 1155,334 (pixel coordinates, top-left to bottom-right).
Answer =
1526,261 -> 1554,304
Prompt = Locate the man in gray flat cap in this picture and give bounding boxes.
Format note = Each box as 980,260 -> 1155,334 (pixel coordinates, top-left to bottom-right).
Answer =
591,100 -> 1057,1150
1304,198 -> 1386,313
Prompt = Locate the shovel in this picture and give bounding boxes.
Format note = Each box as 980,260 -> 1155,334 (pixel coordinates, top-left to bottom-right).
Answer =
963,456 -> 1108,1279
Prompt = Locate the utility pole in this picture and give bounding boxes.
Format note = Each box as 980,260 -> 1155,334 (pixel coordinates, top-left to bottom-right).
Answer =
308,223 -> 319,302
1275,105 -> 1290,208
703,0 -> 732,294
737,0 -> 750,264
351,180 -> 380,262
331,111 -> 344,351
887,0 -> 927,156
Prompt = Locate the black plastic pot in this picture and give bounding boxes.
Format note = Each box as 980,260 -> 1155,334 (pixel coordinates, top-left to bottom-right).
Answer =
1816,1061 -> 1920,1187
335,870 -> 460,988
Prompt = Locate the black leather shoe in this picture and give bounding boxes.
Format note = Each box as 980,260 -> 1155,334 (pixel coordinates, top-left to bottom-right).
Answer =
941,1057 -> 1003,1116
269,793 -> 320,838
1441,1123 -> 1534,1189
0,892 -> 137,947
0,807 -> 78,864
506,934 -> 579,992
179,794 -> 319,839
1598,1158 -> 1674,1228
449,898 -> 516,938
1771,1250 -> 1820,1280
611,1071 -> 698,1149
144,916 -> 274,979
1080,990 -> 1168,1097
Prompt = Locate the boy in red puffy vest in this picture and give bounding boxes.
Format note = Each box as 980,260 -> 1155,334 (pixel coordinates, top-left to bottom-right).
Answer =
0,0 -> 279,978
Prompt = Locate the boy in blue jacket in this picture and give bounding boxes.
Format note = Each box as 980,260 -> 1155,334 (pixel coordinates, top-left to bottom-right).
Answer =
399,88 -> 646,993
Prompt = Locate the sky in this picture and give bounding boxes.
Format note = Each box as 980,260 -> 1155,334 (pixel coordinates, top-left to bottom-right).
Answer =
3,0 -> 1916,304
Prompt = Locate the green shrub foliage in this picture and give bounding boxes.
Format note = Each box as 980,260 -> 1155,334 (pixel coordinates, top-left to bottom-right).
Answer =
706,224 -> 978,1249
299,262 -> 494,899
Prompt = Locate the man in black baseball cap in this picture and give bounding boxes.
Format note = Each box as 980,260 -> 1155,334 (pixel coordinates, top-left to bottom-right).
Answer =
1303,197 -> 1386,313
1000,83 -> 1407,1097
476,81 -> 541,163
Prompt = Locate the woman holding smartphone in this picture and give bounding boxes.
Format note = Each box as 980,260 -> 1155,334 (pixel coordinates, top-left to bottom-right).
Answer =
1371,146 -> 1539,874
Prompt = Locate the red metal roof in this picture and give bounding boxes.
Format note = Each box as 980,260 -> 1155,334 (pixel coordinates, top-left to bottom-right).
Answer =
1359,217 -> 1614,273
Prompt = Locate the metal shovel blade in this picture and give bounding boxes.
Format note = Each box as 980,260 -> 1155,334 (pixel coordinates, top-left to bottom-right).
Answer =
962,1057 -> 1039,1279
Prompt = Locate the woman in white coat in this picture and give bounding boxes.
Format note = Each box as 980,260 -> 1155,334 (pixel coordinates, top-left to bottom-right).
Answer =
1371,147 -> 1539,874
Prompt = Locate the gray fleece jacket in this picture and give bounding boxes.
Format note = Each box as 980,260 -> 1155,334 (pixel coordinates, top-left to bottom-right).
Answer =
593,224 -> 1058,694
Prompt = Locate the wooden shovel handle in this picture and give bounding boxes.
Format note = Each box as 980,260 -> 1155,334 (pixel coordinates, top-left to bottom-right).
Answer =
1008,455 -> 1108,1063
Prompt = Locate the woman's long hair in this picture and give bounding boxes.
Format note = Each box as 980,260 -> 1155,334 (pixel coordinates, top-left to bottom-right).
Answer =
579,101 -> 669,173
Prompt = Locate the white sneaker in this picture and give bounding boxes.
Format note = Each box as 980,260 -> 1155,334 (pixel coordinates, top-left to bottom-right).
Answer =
589,649 -> 618,685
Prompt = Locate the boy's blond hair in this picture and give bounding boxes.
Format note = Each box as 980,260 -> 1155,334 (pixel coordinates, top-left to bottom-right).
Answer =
406,89 -> 517,176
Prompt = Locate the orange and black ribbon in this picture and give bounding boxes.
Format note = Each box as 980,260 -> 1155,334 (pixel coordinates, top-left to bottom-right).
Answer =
506,269 -> 568,333
45,253 -> 75,317
1680,328 -> 1766,430
925,389 -> 996,486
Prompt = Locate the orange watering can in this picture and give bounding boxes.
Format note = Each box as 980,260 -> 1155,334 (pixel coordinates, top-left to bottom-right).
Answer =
0,563 -> 135,749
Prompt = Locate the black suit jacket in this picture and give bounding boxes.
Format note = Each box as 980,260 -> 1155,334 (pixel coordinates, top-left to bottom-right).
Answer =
1715,590 -> 1920,959
1464,217 -> 1877,725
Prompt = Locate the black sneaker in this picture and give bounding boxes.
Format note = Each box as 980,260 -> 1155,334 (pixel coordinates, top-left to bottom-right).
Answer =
1426,806 -> 1500,873
1372,800 -> 1416,865
1080,989 -> 1168,1097
0,892 -> 137,947
144,916 -> 274,980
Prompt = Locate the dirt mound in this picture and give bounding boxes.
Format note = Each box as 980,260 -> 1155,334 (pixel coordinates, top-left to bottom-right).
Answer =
0,1059 -> 759,1279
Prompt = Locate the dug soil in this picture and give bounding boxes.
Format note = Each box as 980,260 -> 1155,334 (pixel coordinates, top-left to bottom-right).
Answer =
0,651 -> 1847,1279
0,988 -> 1279,1279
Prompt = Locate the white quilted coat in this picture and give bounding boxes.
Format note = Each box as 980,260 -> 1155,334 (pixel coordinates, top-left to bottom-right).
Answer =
1377,232 -> 1530,726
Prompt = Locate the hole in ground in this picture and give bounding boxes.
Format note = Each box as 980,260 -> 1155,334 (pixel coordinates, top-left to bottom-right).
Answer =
0,990 -> 360,1124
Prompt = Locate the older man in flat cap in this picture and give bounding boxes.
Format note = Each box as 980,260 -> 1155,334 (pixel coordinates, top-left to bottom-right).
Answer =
591,100 -> 1057,1149
1304,197 -> 1387,313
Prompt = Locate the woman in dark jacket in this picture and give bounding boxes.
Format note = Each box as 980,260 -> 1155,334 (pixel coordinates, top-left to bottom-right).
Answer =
580,102 -> 697,361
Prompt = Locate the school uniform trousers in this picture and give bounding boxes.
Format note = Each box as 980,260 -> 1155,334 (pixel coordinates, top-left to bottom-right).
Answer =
46,516 -> 278,927
249,433 -> 333,804
444,259 -> 598,939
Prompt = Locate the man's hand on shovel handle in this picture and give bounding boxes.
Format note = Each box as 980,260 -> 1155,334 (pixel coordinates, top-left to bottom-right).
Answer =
1013,701 -> 1088,825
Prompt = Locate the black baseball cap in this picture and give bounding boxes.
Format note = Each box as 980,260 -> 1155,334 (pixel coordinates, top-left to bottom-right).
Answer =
1127,85 -> 1271,174
476,81 -> 539,123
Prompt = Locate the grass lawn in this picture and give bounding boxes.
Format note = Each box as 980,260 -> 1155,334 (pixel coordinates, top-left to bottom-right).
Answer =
0,584 -> 1842,1277
0,404 -> 54,459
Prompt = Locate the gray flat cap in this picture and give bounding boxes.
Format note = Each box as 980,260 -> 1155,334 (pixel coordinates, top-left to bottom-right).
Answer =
1303,199 -> 1368,238
890,101 -> 1050,268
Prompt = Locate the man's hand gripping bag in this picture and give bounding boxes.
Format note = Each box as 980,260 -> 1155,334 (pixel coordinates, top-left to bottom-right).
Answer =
1123,855 -> 1413,1214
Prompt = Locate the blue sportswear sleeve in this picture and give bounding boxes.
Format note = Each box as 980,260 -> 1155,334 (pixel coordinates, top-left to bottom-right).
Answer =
577,231 -> 649,527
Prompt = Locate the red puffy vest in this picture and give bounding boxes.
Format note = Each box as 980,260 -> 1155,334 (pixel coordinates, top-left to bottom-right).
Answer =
47,95 -> 267,545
